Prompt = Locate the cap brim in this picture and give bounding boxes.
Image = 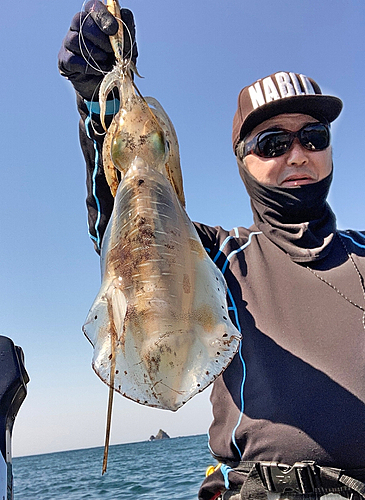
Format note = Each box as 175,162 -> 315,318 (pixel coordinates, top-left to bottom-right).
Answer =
239,94 -> 343,141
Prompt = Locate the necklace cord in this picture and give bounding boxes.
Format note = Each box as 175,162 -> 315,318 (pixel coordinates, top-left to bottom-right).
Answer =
306,233 -> 365,328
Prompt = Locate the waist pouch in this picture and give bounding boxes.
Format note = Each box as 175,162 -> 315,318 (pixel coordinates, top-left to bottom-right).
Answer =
225,461 -> 365,500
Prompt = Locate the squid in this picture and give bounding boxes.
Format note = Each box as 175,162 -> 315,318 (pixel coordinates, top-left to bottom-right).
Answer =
82,0 -> 241,471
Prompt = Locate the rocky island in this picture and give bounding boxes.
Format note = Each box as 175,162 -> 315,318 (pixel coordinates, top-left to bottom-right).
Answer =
149,429 -> 170,441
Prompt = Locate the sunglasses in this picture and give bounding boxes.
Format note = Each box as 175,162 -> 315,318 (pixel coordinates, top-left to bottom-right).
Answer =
243,122 -> 331,158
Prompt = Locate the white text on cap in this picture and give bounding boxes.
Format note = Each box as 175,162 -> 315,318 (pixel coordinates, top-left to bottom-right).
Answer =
248,72 -> 316,110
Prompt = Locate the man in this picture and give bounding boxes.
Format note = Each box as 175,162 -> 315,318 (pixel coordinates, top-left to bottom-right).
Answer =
59,3 -> 365,499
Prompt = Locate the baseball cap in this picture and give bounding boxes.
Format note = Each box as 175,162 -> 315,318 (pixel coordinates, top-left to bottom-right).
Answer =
232,71 -> 343,152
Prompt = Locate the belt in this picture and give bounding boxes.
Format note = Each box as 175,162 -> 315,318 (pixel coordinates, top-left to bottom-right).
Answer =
229,461 -> 365,498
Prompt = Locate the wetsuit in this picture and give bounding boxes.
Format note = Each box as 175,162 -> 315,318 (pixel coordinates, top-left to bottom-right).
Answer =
77,98 -> 365,499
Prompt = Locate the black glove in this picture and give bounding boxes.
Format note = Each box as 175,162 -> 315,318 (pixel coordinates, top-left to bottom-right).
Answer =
58,0 -> 138,101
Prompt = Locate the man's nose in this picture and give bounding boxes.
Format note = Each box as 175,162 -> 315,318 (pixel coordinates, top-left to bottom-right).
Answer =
286,139 -> 309,165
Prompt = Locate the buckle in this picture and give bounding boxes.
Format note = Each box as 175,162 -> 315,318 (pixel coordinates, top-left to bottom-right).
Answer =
259,461 -> 316,494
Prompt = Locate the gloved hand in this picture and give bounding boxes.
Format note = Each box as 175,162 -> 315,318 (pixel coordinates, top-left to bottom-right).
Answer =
58,0 -> 138,101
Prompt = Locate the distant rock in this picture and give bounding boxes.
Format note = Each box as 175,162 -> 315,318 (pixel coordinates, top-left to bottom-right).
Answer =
149,429 -> 170,441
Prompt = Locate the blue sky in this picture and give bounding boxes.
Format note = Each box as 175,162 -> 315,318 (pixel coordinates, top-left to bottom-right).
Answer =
1,0 -> 365,458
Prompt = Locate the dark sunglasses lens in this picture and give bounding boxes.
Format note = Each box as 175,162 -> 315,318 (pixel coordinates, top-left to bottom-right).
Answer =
255,123 -> 330,158
300,124 -> 330,151
257,131 -> 292,158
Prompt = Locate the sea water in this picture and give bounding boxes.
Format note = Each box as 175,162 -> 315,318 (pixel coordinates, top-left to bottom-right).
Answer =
13,434 -> 214,499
